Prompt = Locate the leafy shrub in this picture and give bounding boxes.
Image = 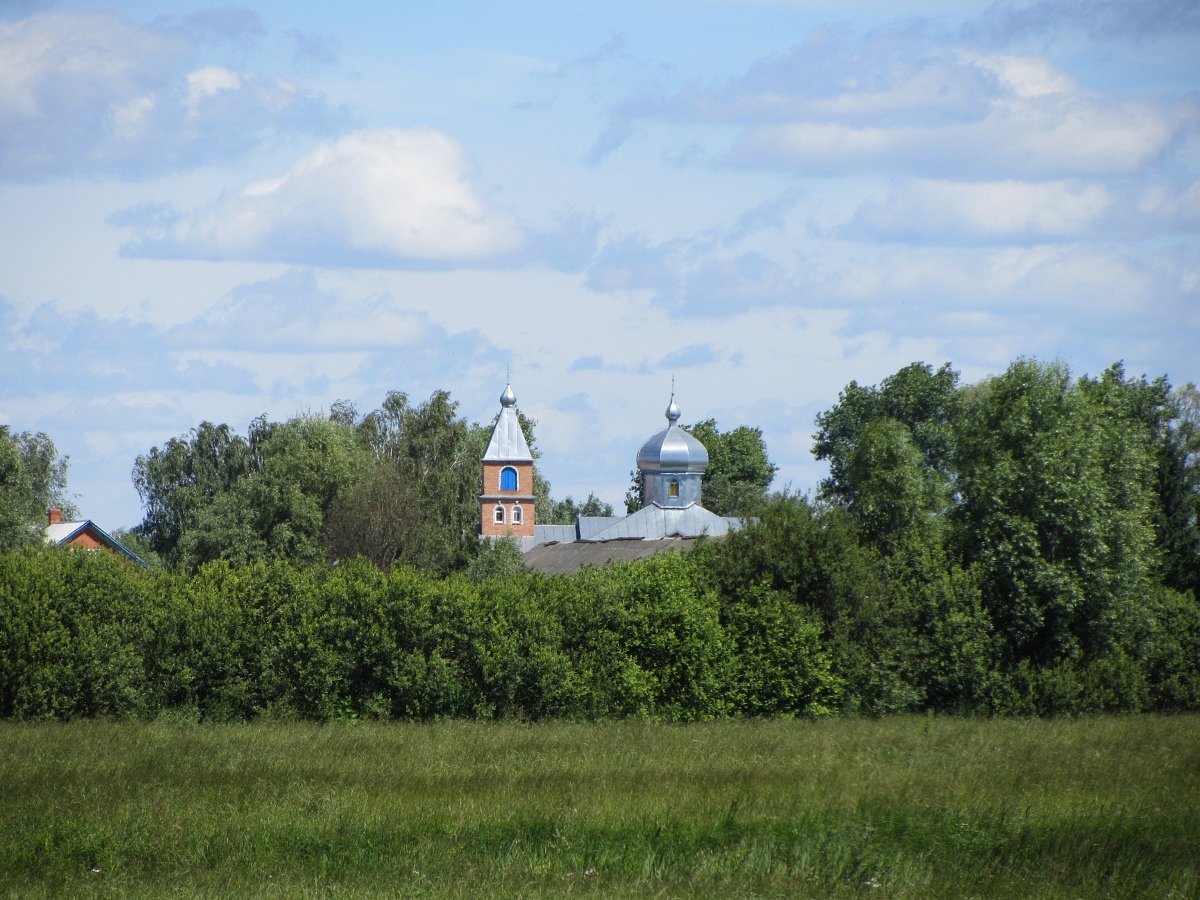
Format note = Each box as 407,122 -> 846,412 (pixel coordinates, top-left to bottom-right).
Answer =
0,548 -> 152,719
1,536 -> 1198,721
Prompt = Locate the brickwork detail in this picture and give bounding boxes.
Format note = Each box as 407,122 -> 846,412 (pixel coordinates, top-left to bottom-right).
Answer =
480,459 -> 536,537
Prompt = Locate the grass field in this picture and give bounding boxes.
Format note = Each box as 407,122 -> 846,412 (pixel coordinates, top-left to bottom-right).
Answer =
1,716 -> 1197,898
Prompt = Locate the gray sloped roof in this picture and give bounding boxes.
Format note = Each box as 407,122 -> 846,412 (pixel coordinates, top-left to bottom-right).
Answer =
532,524 -> 578,545
523,537 -> 700,575
585,503 -> 739,541
482,384 -> 533,461
577,515 -> 623,540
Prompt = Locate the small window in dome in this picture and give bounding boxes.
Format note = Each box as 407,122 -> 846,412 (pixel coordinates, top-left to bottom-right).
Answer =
668,480 -> 680,497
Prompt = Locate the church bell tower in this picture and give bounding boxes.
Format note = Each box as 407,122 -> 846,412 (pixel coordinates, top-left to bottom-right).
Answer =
480,383 -> 536,538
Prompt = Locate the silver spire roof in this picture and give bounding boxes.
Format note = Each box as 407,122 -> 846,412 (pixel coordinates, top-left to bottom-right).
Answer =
636,393 -> 708,474
482,383 -> 533,461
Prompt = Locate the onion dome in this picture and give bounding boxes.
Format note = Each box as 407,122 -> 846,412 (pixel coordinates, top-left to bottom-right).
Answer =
500,383 -> 517,408
637,394 -> 708,474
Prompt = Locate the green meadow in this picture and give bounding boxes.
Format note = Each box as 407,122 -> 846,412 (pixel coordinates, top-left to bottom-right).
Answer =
2,716 -> 1197,898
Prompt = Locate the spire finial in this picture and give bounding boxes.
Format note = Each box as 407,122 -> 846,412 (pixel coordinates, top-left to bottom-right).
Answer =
665,377 -> 681,425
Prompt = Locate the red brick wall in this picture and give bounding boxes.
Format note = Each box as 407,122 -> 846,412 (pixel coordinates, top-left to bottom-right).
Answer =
480,460 -> 536,537
481,461 -> 535,496
65,530 -> 103,551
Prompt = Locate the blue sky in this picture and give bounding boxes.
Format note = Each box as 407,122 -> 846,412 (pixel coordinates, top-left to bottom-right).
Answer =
1,0 -> 1197,529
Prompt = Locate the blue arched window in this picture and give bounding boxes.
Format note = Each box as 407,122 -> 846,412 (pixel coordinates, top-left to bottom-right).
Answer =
500,466 -> 518,491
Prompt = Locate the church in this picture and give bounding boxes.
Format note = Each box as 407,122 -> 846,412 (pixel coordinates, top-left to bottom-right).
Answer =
479,383 -> 742,574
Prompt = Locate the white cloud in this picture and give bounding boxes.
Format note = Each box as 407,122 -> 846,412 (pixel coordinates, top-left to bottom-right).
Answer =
179,269 -> 434,352
736,88 -> 1181,177
1136,179 -> 1200,230
0,11 -> 180,118
185,66 -> 243,112
963,51 -> 1075,98
824,243 -> 1174,320
110,95 -> 157,141
124,128 -> 524,265
598,24 -> 1190,179
971,0 -> 1200,41
2,1 -> 1196,533
650,26 -> 998,128
848,179 -> 1112,242
0,10 -> 339,179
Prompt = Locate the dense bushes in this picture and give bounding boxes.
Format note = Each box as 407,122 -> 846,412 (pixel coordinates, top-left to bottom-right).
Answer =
3,522 -> 1197,721
0,547 -> 809,721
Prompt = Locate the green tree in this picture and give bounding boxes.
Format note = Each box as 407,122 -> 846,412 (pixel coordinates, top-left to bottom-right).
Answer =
813,358 -> 1196,712
327,390 -> 491,574
134,415 -> 368,570
839,418 -> 942,554
136,388 -> 544,574
954,360 -> 1161,669
465,536 -> 528,581
813,362 -> 958,550
132,422 -> 252,565
109,528 -> 161,568
178,415 -> 369,568
1157,382 -> 1200,596
687,419 -> 777,516
0,427 -> 73,551
542,492 -> 614,524
322,461 -> 414,570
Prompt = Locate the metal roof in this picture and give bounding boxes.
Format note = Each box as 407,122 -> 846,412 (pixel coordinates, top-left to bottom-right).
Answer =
636,394 -> 708,474
481,383 -> 533,461
584,503 -> 740,541
532,524 -> 578,545
577,515 -> 623,540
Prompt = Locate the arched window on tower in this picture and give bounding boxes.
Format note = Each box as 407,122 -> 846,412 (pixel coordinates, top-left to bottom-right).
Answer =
512,504 -> 523,524
668,480 -> 680,498
494,504 -> 505,524
500,466 -> 518,491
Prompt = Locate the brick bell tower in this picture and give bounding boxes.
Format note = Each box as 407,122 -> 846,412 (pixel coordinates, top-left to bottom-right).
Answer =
480,382 -> 536,538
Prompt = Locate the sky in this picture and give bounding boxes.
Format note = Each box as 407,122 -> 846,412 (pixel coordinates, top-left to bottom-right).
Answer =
1,0 -> 1198,530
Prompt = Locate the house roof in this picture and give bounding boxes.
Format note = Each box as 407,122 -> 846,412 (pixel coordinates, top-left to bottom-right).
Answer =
583,503 -> 739,541
523,537 -> 701,575
44,520 -> 150,568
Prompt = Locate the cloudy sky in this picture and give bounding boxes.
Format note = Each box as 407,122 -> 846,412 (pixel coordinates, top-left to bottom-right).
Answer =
2,0 -> 1198,529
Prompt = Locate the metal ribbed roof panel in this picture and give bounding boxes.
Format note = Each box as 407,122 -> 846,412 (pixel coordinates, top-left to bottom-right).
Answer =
482,405 -> 532,460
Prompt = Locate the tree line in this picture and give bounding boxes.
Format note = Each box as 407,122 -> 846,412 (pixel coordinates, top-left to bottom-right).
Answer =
1,356 -> 1197,719
126,390 -> 767,571
0,493 -> 1195,721
1,386 -> 770,570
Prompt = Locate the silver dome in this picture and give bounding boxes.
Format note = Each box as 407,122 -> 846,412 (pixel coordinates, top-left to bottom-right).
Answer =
636,394 -> 708,474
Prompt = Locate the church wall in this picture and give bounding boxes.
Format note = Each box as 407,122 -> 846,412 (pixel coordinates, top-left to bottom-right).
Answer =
480,459 -> 536,537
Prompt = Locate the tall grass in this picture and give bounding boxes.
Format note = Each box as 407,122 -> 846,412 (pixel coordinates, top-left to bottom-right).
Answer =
2,716 -> 1197,897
